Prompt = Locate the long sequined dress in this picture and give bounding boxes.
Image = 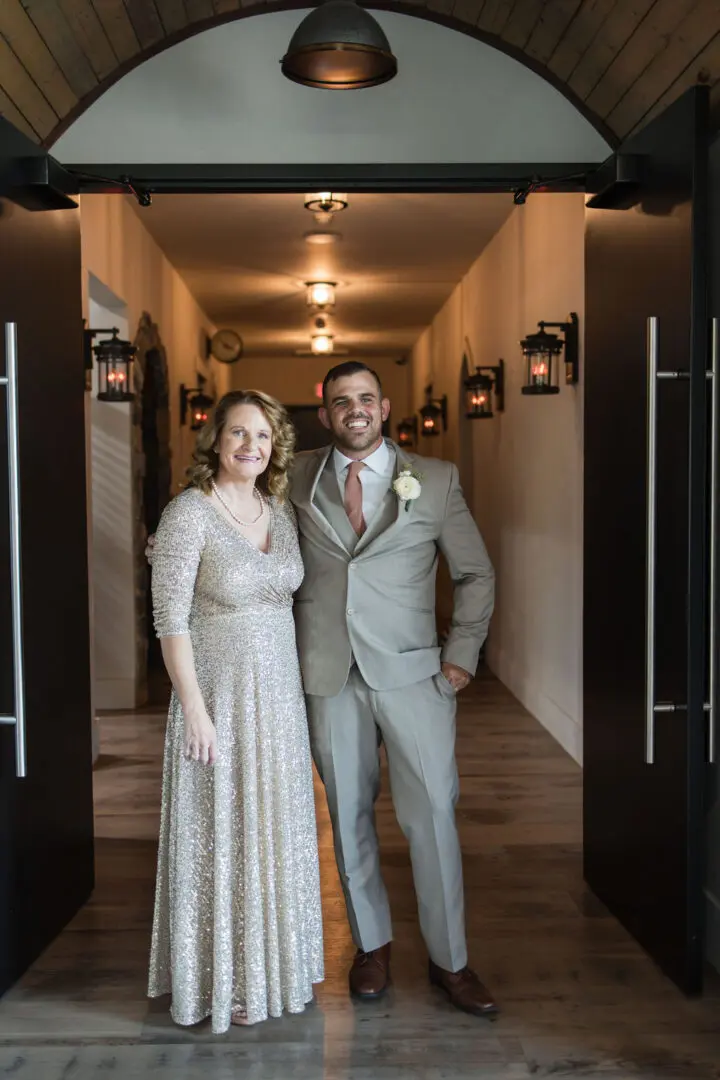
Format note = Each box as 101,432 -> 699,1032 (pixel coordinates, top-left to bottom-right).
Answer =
147,487 -> 324,1033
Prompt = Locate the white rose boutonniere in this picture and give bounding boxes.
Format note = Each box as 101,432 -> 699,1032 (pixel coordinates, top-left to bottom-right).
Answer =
392,466 -> 423,512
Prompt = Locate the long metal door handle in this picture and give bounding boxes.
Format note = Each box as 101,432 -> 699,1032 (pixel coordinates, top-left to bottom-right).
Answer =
708,318 -> 719,764
645,317 -> 659,764
0,323 -> 26,778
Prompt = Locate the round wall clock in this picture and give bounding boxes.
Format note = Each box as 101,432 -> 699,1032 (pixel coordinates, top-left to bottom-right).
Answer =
208,329 -> 243,364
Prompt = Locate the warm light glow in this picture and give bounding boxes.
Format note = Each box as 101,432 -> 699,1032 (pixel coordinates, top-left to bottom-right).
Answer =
423,416 -> 435,430
107,370 -> 126,383
304,192 -> 348,214
532,360 -> 549,380
304,231 -> 341,246
306,282 -> 336,308
471,393 -> 487,407
315,382 -> 324,399
311,334 -> 334,355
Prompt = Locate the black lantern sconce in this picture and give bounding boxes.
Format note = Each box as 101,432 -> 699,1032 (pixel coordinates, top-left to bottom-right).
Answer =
521,312 -> 579,396
419,385 -> 448,437
396,416 -> 418,449
84,326 -> 136,402
180,382 -> 215,431
464,358 -> 505,420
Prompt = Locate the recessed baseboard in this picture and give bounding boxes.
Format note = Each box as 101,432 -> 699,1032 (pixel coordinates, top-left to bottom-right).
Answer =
94,677 -> 137,711
488,646 -> 583,765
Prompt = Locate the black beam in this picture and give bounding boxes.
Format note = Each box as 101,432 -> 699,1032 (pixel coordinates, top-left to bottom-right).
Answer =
64,161 -> 599,195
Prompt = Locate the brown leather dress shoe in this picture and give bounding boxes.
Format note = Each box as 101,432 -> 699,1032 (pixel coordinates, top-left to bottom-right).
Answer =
429,960 -> 498,1017
349,944 -> 391,999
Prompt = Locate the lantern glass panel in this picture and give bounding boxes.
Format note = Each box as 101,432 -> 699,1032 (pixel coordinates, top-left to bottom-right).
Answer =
528,346 -> 552,389
420,406 -> 439,436
465,374 -> 493,419
521,332 -> 561,396
190,393 -> 214,431
95,335 -> 135,402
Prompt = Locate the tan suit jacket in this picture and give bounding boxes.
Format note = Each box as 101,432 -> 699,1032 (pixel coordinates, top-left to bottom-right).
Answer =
290,440 -> 495,697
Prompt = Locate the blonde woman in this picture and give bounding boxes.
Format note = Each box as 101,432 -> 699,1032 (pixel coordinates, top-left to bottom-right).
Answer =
147,390 -> 323,1033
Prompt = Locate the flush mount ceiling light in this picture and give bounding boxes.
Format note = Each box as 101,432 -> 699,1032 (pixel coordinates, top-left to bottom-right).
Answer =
282,1 -> 397,90
304,193 -> 348,227
306,281 -> 337,309
311,333 -> 334,354
304,192 -> 348,215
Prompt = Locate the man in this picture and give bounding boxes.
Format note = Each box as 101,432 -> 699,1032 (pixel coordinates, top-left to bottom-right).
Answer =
291,361 -> 496,1016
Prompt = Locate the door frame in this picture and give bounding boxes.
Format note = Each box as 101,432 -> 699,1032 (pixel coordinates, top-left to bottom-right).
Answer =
3,102 -> 710,994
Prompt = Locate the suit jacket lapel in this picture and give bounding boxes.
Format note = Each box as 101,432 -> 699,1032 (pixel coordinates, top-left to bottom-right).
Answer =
314,459 -> 359,554
354,441 -> 414,555
299,445 -> 353,555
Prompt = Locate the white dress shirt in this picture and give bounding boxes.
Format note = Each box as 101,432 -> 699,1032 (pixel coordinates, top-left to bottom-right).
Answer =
333,440 -> 395,525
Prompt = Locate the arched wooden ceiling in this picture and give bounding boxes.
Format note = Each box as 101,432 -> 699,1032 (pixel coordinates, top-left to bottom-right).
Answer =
1,0 -> 719,151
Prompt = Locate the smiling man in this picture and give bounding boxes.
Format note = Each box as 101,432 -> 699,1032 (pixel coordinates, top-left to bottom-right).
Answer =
290,361 -> 497,1017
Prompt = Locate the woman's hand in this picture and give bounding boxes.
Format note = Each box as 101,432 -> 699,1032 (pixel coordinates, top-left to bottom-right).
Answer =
145,533 -> 156,565
183,702 -> 217,765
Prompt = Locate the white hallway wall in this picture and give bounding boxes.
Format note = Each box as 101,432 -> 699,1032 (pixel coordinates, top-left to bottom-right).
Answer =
81,195 -> 229,708
410,194 -> 585,763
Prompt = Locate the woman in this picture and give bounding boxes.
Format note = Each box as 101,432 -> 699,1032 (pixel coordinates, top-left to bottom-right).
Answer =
147,390 -> 323,1033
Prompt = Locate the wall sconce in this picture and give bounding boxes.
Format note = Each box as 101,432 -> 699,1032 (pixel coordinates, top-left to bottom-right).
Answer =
180,382 -> 215,431
306,281 -> 336,309
396,416 -> 418,448
521,312 -> 579,395
464,359 -> 504,419
84,326 -> 136,402
419,384 -> 447,437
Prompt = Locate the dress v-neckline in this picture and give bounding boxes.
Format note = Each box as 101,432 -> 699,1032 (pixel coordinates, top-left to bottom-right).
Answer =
200,489 -> 274,556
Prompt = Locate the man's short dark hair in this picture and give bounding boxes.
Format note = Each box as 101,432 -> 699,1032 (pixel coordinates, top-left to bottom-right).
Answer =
322,362 -> 383,405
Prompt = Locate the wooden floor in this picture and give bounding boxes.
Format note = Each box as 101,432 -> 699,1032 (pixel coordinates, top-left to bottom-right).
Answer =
0,671 -> 719,1078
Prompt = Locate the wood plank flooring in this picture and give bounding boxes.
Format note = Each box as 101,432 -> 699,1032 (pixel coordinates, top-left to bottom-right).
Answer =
0,671 -> 719,1078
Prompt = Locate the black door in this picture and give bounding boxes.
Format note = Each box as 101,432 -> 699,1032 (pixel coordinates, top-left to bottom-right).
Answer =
584,87 -> 710,993
0,119 -> 94,995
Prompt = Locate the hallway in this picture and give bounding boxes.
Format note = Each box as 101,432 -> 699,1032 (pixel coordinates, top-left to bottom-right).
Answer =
0,675 -> 718,1078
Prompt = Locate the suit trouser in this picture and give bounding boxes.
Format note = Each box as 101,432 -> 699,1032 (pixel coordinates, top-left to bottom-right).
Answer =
306,666 -> 467,973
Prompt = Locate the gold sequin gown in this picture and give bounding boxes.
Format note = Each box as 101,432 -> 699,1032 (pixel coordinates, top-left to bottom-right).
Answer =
147,488 -> 324,1032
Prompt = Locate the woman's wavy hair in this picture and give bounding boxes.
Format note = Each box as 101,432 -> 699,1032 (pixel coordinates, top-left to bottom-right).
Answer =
186,389 -> 295,502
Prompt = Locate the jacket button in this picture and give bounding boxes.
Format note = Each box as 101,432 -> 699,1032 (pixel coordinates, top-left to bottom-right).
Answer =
347,608 -> 355,616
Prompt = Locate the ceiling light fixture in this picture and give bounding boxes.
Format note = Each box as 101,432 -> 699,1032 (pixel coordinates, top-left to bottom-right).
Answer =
304,192 -> 348,215
311,333 -> 335,355
282,1 -> 397,90
306,281 -> 337,309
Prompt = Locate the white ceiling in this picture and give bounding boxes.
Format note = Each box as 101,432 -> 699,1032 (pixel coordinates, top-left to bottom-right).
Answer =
133,192 -> 514,359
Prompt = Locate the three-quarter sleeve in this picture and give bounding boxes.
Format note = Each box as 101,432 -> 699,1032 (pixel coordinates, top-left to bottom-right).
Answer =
152,492 -> 206,638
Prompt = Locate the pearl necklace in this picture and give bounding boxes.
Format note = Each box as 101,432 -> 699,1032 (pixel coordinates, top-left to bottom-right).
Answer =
211,480 -> 265,527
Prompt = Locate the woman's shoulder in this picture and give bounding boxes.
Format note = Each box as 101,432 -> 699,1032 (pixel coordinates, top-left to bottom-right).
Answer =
158,486 -> 210,533
270,493 -> 298,530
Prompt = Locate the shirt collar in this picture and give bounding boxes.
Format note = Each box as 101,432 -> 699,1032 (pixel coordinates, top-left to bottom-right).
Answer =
333,439 -> 391,477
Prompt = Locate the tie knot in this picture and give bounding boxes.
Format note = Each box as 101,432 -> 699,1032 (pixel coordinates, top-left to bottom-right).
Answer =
348,460 -> 366,478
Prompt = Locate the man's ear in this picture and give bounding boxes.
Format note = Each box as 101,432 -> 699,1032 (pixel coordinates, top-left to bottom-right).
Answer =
318,407 -> 331,431
381,397 -> 391,422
